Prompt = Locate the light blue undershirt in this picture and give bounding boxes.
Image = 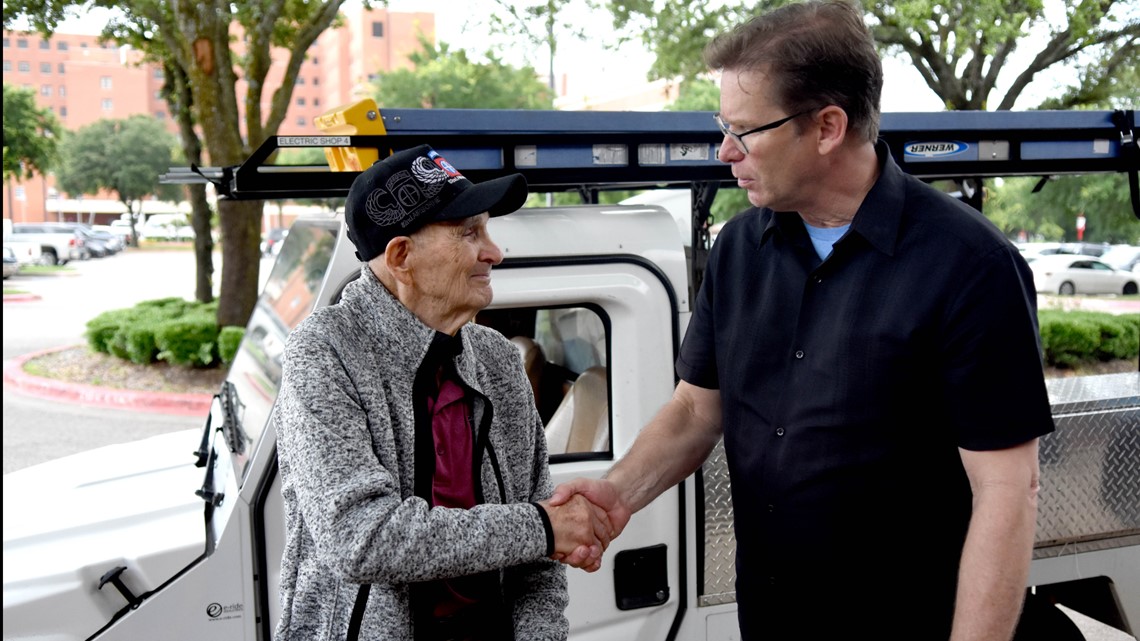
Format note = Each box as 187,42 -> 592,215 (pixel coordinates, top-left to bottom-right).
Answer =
803,222 -> 851,261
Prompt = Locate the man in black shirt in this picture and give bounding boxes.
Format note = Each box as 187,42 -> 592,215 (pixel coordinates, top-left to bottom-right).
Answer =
551,2 -> 1054,639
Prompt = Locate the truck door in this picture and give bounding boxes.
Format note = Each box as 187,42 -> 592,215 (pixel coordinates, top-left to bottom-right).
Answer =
486,258 -> 684,641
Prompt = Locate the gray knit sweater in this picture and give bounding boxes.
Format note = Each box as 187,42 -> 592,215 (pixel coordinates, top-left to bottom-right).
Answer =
273,266 -> 567,641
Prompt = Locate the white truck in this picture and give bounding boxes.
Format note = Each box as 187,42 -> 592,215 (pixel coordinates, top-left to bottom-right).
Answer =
4,104 -> 1138,641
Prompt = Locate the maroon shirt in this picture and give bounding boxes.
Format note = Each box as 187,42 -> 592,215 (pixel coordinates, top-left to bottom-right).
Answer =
425,372 -> 481,618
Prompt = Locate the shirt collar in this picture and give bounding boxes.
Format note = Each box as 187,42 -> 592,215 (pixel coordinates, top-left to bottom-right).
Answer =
760,140 -> 905,257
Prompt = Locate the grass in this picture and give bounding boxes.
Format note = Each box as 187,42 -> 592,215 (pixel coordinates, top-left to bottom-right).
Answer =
4,287 -> 28,295
19,264 -> 75,275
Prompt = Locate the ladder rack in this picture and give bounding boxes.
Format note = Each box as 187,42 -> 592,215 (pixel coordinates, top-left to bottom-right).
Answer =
163,108 -> 1136,204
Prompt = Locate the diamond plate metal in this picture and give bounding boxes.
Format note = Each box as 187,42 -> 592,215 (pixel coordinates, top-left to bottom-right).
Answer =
1035,372 -> 1140,558
697,372 -> 1140,606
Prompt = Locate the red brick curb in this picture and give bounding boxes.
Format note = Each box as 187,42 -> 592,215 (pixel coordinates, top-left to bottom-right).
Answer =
3,347 -> 212,416
3,294 -> 42,303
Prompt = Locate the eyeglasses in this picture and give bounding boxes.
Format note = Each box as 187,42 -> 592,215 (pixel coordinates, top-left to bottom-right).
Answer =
714,110 -> 811,155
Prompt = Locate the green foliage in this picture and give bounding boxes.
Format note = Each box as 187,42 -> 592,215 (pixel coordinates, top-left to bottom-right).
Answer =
155,317 -> 219,367
984,175 -> 1140,244
607,0 -> 1138,111
56,116 -> 177,211
3,84 -> 61,180
218,326 -> 245,365
1038,310 -> 1140,368
85,298 -> 224,368
373,36 -> 553,109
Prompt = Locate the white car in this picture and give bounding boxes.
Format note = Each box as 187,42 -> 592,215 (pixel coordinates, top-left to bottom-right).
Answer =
1029,254 -> 1140,295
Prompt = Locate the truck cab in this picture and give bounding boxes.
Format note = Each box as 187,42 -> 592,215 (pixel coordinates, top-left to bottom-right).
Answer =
3,104 -> 1138,641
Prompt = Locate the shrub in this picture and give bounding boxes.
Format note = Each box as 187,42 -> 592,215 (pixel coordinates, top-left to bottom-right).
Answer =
86,309 -> 135,354
86,297 -> 226,369
155,316 -> 219,367
218,326 -> 245,365
1038,310 -> 1139,368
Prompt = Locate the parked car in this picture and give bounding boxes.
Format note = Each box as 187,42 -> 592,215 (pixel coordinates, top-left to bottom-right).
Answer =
1029,254 -> 1140,295
1099,245 -> 1140,273
139,214 -> 194,241
3,246 -> 19,279
9,222 -> 89,265
90,226 -> 126,253
261,227 -> 289,256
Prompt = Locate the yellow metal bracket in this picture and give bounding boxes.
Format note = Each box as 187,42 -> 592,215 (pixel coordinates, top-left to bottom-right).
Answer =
312,98 -> 388,172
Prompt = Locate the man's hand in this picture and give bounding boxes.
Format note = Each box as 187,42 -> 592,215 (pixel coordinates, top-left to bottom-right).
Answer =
548,478 -> 632,568
538,493 -> 613,573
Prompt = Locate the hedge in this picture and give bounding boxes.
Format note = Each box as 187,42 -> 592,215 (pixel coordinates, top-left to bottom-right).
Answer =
1038,310 -> 1139,369
85,298 -> 243,369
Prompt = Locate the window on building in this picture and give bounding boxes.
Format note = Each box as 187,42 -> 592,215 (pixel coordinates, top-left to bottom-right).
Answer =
40,62 -> 51,73
15,186 -> 26,201
296,76 -> 304,85
18,61 -> 30,72
18,38 -> 29,48
39,39 -> 49,50
102,98 -> 113,111
2,37 -> 9,48
60,106 -> 68,117
59,85 -> 66,97
297,97 -> 306,106
311,57 -> 319,65
80,42 -> 87,48
313,76 -> 319,86
296,116 -> 307,127
155,90 -> 163,100
156,111 -> 166,120
372,21 -> 384,37
40,84 -> 52,96
3,61 -> 11,72
154,67 -> 163,78
100,76 -> 112,89
58,62 -> 65,73
57,41 -> 68,51
314,98 -> 320,107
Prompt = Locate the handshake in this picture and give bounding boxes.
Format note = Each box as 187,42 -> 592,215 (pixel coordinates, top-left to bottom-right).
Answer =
537,478 -> 631,573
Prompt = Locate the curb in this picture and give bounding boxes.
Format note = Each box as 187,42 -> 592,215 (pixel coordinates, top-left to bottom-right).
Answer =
3,347 -> 212,417
3,294 -> 42,303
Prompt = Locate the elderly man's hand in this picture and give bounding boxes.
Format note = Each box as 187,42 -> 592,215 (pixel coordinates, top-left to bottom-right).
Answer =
538,494 -> 614,572
548,478 -> 632,570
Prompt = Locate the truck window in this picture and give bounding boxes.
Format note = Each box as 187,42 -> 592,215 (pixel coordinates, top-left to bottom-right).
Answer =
477,305 -> 612,460
225,222 -> 339,482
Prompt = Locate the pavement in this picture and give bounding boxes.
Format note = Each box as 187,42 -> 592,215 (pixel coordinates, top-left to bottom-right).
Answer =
2,345 -> 212,417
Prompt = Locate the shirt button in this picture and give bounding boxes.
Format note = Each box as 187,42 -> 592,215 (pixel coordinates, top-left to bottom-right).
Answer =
794,350 -> 804,359
767,504 -> 775,513
813,276 -> 823,284
769,576 -> 777,586
775,427 -> 785,437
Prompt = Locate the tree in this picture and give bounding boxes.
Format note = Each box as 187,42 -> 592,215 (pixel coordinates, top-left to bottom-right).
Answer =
373,36 -> 553,109
608,0 -> 1139,111
6,0 -> 369,327
3,85 -> 61,217
484,0 -> 592,94
55,116 -> 177,243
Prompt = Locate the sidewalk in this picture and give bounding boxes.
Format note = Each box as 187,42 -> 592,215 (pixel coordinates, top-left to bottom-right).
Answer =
3,348 -> 212,416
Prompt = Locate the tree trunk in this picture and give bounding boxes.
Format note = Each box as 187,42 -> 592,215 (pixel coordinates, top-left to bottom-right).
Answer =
216,199 -> 264,327
190,184 -> 214,302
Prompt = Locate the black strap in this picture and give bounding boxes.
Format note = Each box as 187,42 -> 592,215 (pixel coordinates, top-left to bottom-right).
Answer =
1110,110 -> 1139,221
347,584 -> 370,641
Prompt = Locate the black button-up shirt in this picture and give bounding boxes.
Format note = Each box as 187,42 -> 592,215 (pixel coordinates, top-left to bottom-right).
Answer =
677,143 -> 1054,639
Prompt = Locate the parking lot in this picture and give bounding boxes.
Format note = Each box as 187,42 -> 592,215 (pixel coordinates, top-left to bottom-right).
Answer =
2,248 -> 272,474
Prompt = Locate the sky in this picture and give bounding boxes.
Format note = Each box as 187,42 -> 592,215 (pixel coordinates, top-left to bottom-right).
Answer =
29,1 -> 1104,113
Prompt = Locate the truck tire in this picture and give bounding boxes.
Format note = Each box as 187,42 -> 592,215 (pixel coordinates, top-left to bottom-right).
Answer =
39,248 -> 59,266
1124,282 -> 1138,295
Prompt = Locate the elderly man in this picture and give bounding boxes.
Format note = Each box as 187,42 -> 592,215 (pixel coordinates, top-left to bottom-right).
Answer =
273,145 -> 610,641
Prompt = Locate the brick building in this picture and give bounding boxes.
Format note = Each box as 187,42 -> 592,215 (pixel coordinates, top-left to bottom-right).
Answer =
2,8 -> 433,225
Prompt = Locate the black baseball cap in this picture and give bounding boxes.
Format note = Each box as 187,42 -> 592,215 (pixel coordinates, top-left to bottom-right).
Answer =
344,144 -> 528,261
